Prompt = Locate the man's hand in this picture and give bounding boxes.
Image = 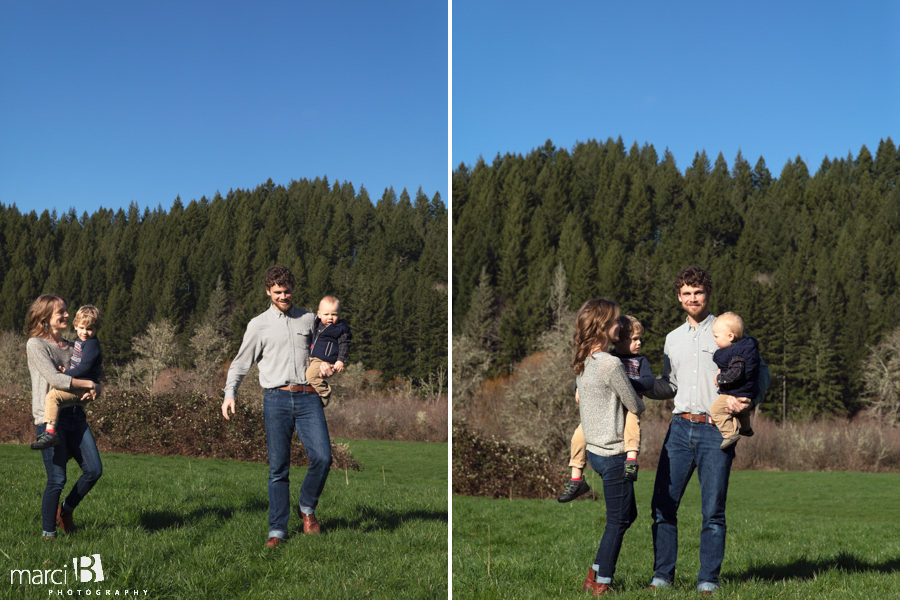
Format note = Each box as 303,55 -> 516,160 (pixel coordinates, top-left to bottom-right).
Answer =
80,382 -> 101,402
724,395 -> 748,414
221,397 -> 235,420
319,361 -> 335,378
334,360 -> 345,373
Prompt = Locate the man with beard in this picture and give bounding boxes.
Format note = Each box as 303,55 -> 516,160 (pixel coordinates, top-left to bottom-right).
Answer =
222,265 -> 334,546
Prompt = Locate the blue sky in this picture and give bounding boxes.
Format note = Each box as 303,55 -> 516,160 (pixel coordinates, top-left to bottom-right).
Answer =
1,1 -> 447,216
452,0 -> 900,176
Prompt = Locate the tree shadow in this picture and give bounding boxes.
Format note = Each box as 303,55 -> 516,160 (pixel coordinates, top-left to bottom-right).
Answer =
731,551 -> 900,582
320,505 -> 447,533
138,497 -> 268,532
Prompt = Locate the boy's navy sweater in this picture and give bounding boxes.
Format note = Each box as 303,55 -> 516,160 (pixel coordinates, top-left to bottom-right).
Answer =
310,319 -> 351,363
63,337 -> 103,382
611,351 -> 655,394
713,336 -> 760,399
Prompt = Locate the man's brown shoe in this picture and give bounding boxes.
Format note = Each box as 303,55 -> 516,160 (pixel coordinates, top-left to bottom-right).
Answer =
56,506 -> 75,534
583,568 -> 597,591
590,582 -> 611,596
302,513 -> 320,535
265,537 -> 283,548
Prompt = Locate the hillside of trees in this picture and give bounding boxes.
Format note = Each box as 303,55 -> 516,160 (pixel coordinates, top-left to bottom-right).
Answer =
1,178 -> 447,384
453,137 -> 900,419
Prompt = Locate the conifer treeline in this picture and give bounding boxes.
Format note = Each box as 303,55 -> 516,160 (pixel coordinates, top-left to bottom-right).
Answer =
453,137 -> 900,418
1,178 -> 447,382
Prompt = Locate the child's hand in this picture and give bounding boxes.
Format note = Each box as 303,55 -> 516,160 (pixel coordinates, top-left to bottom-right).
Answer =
575,390 -> 580,404
334,360 -> 345,373
57,365 -> 65,373
318,361 -> 335,378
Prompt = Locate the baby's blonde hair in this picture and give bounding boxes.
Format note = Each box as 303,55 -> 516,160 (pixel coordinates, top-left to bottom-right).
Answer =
74,305 -> 101,329
318,295 -> 340,311
715,311 -> 744,339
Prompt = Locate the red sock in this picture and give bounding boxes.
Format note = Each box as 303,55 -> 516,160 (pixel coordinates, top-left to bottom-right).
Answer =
571,477 -> 582,481
46,426 -> 56,434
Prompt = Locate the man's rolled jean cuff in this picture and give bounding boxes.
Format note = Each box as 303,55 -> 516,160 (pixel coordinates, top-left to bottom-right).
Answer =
649,577 -> 671,588
591,564 -> 612,584
299,505 -> 315,516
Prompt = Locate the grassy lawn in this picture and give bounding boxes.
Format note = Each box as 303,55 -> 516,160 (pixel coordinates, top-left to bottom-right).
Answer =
1,439 -> 447,599
453,470 -> 900,599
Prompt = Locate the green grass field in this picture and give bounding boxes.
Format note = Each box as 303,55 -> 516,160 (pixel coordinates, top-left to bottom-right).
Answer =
453,470 -> 900,599
1,439 -> 447,599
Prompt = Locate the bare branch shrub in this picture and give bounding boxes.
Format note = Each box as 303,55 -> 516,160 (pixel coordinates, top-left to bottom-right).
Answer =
124,320 -> 179,390
453,267 -> 499,409
0,330 -> 29,395
500,264 -> 576,457
190,322 -> 230,385
862,329 -> 900,425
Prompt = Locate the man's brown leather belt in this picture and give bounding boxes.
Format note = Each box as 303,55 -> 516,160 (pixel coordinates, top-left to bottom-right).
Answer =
679,413 -> 716,425
277,384 -> 316,393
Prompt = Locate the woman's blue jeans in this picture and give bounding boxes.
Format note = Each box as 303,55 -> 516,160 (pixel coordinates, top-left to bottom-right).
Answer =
587,451 -> 637,582
651,416 -> 734,586
37,406 -> 103,536
263,389 -> 332,539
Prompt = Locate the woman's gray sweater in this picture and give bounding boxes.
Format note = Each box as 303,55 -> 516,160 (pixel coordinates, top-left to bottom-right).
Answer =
577,351 -> 645,456
26,336 -> 74,425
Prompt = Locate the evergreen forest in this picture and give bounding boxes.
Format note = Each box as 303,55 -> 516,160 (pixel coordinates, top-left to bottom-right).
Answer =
452,137 -> 900,419
1,178 -> 447,384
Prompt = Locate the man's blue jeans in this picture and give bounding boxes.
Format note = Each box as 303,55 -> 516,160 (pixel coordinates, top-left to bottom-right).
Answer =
263,389 -> 332,539
587,452 -> 637,583
651,416 -> 734,586
37,406 -> 103,536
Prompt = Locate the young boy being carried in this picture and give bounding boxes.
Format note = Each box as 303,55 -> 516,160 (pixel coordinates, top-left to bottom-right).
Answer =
305,295 -> 351,405
31,305 -> 103,450
710,311 -> 760,450
558,314 -> 657,502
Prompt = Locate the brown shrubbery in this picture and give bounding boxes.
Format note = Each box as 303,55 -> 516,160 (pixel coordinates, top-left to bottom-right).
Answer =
1,391 -> 359,470
454,358 -> 900,498
452,424 -> 565,499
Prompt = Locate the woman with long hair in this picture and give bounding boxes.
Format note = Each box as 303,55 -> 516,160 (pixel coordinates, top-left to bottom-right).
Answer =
25,294 -> 102,539
573,298 -> 645,595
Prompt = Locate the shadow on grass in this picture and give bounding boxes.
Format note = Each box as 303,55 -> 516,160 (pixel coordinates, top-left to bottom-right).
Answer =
732,551 -> 900,582
323,505 -> 447,533
139,498 -> 268,532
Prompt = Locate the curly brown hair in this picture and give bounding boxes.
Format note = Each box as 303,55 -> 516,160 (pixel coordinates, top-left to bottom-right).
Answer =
573,298 -> 621,375
674,266 -> 712,296
264,265 -> 295,290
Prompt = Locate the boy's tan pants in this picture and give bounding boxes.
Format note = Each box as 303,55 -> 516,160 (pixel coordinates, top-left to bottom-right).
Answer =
568,411 -> 641,469
710,394 -> 752,438
44,389 -> 89,425
305,358 -> 332,403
